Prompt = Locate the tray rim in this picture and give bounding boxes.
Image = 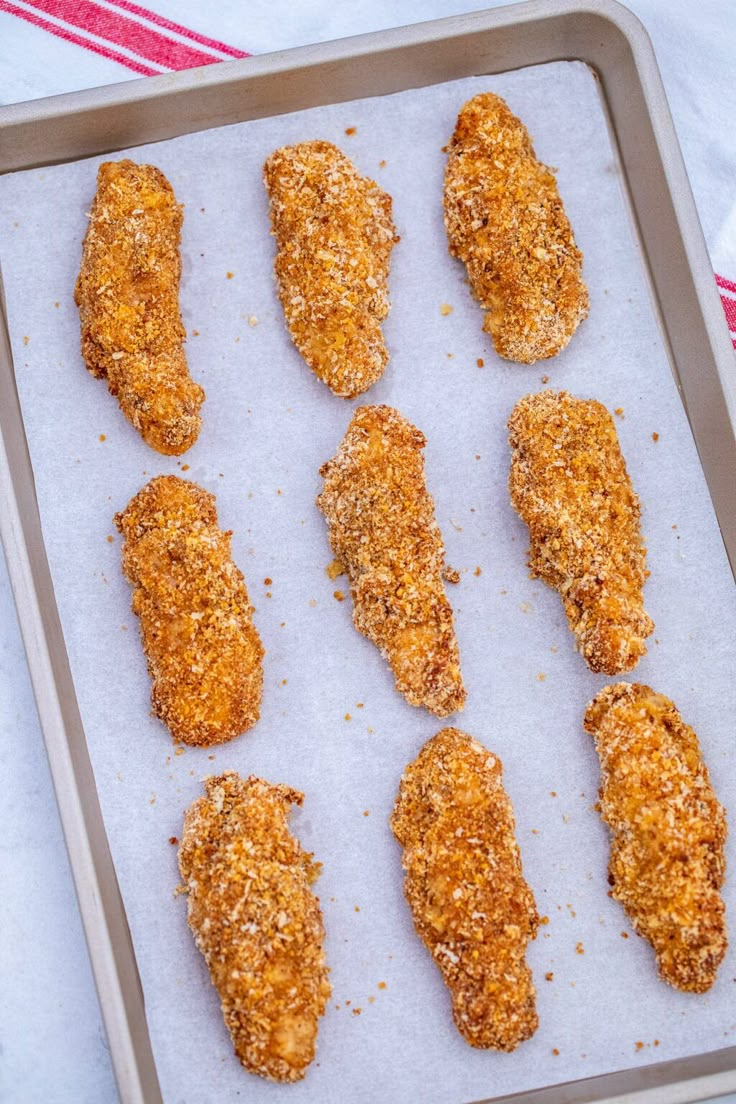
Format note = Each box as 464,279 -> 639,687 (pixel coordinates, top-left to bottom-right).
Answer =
1,2 -> 735,1103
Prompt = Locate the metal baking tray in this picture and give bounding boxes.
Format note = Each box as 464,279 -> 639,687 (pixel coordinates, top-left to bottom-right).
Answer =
1,2 -> 735,1102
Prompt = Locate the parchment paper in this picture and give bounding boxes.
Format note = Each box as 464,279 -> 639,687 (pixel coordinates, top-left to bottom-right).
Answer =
1,61 -> 735,1104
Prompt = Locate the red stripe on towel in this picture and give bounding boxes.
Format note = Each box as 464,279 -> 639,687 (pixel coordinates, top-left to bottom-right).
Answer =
19,0 -> 225,69
0,0 -> 159,74
105,0 -> 248,58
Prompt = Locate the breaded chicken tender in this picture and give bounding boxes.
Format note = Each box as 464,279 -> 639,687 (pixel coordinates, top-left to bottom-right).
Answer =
585,683 -> 727,992
444,93 -> 588,363
391,728 -> 539,1050
317,405 -> 465,716
75,159 -> 204,454
263,140 -> 399,398
508,390 -> 653,674
179,772 -> 331,1081
115,475 -> 263,746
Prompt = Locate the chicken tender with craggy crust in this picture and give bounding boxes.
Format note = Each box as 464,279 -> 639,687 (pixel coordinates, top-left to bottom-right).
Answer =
179,772 -> 331,1082
584,683 -> 727,993
264,140 -> 399,398
508,390 -> 653,674
444,93 -> 588,363
391,728 -> 539,1050
317,405 -> 465,717
75,159 -> 204,454
115,475 -> 263,746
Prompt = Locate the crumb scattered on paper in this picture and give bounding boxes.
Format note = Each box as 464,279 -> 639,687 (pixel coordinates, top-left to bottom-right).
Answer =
326,559 -> 345,580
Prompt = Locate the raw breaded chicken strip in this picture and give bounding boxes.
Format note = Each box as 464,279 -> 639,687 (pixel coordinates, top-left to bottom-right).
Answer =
585,683 -> 728,992
444,93 -> 588,363
264,140 -> 399,398
115,475 -> 263,746
75,159 -> 204,454
318,405 -> 465,716
391,728 -> 539,1050
179,772 -> 331,1081
508,390 -> 653,674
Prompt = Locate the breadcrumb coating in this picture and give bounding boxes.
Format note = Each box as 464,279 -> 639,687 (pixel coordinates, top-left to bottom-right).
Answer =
264,140 -> 399,398
115,475 -> 263,746
317,405 -> 465,717
391,728 -> 539,1050
508,390 -> 653,674
179,772 -> 331,1081
444,93 -> 588,363
74,159 -> 204,454
584,683 -> 727,993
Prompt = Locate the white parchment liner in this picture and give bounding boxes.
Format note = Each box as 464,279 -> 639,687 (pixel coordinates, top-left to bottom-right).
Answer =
1,62 -> 735,1104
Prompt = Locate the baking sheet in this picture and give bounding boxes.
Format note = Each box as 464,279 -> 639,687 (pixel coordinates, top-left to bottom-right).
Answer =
1,60 -> 735,1104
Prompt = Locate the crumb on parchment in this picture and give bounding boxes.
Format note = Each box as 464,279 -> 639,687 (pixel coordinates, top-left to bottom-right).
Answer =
326,559 -> 345,580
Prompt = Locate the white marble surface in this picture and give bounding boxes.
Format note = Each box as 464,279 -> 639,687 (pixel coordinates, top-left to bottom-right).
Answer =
0,562 -> 118,1104
1,2 -> 734,1103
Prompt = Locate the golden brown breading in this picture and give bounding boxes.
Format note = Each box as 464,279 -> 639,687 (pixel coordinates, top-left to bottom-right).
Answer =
444,93 -> 588,363
74,159 -> 204,454
508,390 -> 653,675
391,728 -> 539,1050
263,140 -> 399,398
317,405 -> 465,717
115,475 -> 263,746
179,772 -> 331,1082
584,683 -> 728,993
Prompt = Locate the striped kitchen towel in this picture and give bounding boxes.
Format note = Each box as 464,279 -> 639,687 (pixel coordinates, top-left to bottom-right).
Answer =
0,0 -> 248,76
